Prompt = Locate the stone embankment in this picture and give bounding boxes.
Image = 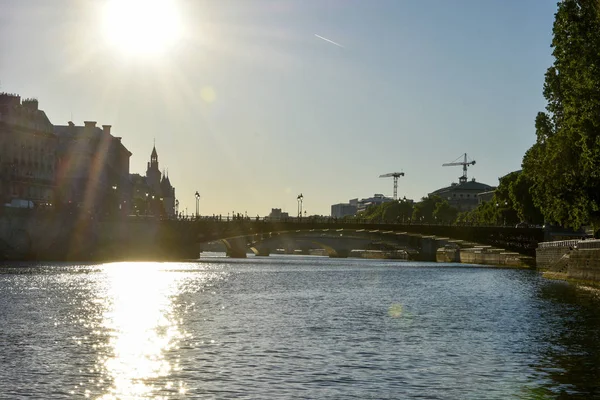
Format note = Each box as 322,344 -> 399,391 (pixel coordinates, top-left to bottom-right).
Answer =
436,240 -> 534,268
537,239 -> 600,285
0,209 -> 199,261
349,249 -> 409,260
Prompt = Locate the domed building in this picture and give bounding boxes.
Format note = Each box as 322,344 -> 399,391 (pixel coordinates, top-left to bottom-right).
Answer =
429,178 -> 495,212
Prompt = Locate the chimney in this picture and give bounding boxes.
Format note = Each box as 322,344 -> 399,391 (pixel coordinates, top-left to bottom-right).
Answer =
84,121 -> 96,135
22,98 -> 39,111
102,124 -> 112,136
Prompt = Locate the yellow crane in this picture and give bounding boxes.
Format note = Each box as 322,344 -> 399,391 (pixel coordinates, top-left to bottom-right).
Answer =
442,153 -> 476,184
379,172 -> 405,200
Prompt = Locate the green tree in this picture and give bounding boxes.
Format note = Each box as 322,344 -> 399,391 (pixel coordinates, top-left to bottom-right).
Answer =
433,201 -> 458,224
412,195 -> 455,223
522,0 -> 600,229
509,172 -> 544,224
359,199 -> 414,223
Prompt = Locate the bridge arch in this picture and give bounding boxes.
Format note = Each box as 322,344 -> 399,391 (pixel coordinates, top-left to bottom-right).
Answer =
185,221 -> 543,260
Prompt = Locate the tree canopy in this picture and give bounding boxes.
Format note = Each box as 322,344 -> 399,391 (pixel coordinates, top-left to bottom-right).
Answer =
522,0 -> 600,229
359,199 -> 414,223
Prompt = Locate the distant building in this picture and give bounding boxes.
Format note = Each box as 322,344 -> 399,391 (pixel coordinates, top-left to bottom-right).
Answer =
355,194 -> 394,213
268,208 -> 289,221
331,203 -> 357,218
130,173 -> 152,215
331,194 -> 394,217
130,146 -> 176,217
54,121 -> 132,215
0,94 -> 56,206
429,178 -> 495,212
477,190 -> 496,204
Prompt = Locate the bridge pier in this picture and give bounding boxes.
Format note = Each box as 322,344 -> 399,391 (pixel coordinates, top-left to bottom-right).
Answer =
226,248 -> 247,258
418,236 -> 453,262
250,244 -> 271,256
328,249 -> 350,258
221,238 -> 248,258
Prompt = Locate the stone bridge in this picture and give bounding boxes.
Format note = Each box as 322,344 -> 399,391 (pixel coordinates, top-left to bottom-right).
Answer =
227,230 -> 418,258
191,220 -> 543,260
220,229 -> 434,259
0,210 -> 545,262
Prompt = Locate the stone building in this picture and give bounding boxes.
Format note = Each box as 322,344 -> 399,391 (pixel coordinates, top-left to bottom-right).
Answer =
54,121 -> 132,215
0,94 -> 56,206
331,203 -> 357,218
429,178 -> 495,212
130,146 -> 175,217
354,194 -> 394,213
331,194 -> 395,217
268,208 -> 289,221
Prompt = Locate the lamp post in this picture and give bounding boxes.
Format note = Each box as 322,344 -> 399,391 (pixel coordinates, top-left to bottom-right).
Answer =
195,191 -> 200,217
111,185 -> 117,216
495,201 -> 508,226
297,193 -> 303,219
175,199 -> 179,218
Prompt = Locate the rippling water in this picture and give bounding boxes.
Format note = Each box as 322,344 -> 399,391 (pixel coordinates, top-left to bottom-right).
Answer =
1,255 -> 600,399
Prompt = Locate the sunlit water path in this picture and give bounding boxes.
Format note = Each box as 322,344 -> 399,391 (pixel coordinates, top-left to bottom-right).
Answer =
1,256 -> 599,399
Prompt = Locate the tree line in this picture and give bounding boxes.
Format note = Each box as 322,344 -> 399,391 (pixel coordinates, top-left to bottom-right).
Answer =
354,170 -> 543,226
358,1 -> 600,232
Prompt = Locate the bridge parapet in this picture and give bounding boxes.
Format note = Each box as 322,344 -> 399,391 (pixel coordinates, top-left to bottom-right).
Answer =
182,220 -> 543,257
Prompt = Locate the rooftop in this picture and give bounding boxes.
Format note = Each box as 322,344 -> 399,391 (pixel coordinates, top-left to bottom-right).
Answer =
430,179 -> 495,196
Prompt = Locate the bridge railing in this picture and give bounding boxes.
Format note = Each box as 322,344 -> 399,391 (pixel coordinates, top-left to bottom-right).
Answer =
155,215 -> 533,229
537,239 -> 580,249
574,239 -> 600,249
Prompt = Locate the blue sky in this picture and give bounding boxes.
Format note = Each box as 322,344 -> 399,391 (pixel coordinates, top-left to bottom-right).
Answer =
0,0 -> 557,216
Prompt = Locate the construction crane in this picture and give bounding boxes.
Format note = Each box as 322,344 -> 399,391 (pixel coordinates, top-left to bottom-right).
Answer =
379,172 -> 405,200
442,153 -> 476,184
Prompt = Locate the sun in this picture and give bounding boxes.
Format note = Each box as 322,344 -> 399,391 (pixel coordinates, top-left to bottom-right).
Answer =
102,0 -> 182,55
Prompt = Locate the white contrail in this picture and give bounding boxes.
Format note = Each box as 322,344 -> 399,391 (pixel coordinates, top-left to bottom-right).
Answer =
314,34 -> 344,48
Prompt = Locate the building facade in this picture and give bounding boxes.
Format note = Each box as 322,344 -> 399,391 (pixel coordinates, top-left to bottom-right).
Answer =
331,203 -> 357,218
429,178 -> 495,212
54,121 -> 132,215
0,94 -> 56,206
331,194 -> 394,217
354,194 -> 394,213
268,208 -> 289,221
130,146 -> 176,217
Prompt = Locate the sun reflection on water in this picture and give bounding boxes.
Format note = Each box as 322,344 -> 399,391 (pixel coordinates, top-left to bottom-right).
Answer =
96,262 -> 186,399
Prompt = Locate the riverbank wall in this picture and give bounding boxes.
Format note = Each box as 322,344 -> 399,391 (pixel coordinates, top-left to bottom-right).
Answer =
537,239 -> 600,285
0,209 -> 199,261
350,249 -> 409,260
436,244 -> 534,268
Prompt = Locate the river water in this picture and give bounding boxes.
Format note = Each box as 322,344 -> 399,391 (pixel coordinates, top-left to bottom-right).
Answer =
1,255 -> 599,399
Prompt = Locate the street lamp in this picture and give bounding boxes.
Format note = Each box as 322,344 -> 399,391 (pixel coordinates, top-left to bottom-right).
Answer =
195,191 -> 200,217
175,199 -> 179,217
111,185 -> 118,216
297,193 -> 303,218
495,201 -> 508,226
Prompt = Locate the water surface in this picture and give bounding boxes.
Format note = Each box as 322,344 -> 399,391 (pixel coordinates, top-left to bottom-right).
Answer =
1,256 -> 599,399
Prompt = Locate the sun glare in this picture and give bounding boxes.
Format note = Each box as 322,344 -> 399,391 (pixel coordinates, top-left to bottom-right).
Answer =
102,0 -> 182,55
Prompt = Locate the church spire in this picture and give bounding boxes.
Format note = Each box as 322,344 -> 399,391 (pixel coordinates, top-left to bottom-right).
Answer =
150,140 -> 158,168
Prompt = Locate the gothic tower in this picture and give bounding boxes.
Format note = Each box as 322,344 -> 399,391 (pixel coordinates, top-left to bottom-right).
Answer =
146,145 -> 162,195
